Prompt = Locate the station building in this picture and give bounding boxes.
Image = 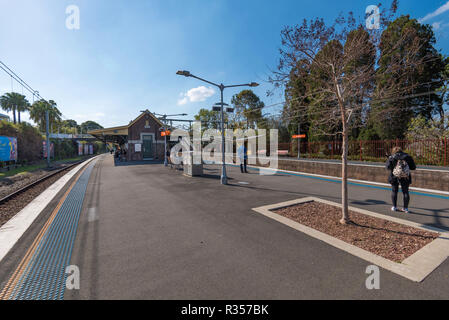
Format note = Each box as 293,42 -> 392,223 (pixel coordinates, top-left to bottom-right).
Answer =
88,110 -> 166,161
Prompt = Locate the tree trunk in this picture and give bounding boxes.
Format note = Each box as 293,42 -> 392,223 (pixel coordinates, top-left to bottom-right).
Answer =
340,126 -> 350,225
18,111 -> 21,124
13,107 -> 16,124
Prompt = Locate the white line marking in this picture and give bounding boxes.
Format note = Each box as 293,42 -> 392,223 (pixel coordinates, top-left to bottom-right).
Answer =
249,165 -> 449,196
87,207 -> 98,222
251,156 -> 449,173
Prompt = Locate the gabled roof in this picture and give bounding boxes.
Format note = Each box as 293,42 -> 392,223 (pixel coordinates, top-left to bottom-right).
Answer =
88,110 -> 164,136
128,109 -> 164,127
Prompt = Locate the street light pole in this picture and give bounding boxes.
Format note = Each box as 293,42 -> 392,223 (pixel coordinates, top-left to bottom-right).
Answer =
163,115 -> 169,166
176,70 -> 258,185
219,85 -> 227,184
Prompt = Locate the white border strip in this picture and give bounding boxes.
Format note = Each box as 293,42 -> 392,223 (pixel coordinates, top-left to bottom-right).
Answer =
252,197 -> 449,282
252,165 -> 449,196
251,156 -> 449,173
0,157 -> 98,263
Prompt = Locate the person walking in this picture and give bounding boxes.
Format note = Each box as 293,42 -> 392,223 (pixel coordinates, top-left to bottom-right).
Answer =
385,146 -> 416,213
237,142 -> 248,173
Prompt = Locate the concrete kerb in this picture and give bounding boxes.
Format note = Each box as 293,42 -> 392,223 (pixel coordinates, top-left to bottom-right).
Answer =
252,196 -> 449,282
0,156 -> 99,263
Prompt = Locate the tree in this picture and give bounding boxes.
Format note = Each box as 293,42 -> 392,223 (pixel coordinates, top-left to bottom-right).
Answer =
0,94 -> 13,122
59,119 -> 79,134
29,99 -> 62,132
272,15 -> 381,224
17,99 -> 31,124
230,90 -> 265,129
406,115 -> 448,140
258,115 -> 291,143
372,15 -> 446,139
194,108 -> 221,130
0,92 -> 29,124
283,59 -> 312,141
269,1 -> 433,224
62,119 -> 78,128
80,121 -> 103,133
436,56 -> 449,122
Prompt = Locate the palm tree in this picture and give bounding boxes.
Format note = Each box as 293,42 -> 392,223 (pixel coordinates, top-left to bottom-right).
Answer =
0,94 -> 12,120
0,92 -> 29,124
30,99 -> 62,132
17,99 -> 31,124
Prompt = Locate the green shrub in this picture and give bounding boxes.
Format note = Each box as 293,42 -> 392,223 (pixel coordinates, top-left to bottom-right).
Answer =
0,121 -> 43,163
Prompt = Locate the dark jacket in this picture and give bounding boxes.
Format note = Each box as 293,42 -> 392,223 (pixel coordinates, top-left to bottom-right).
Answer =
385,151 -> 416,184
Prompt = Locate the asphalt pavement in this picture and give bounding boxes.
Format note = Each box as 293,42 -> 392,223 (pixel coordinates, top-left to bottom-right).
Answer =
2,154 -> 448,299
60,154 -> 449,299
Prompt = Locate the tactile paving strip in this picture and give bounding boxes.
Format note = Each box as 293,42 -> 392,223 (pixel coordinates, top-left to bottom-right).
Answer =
1,160 -> 96,300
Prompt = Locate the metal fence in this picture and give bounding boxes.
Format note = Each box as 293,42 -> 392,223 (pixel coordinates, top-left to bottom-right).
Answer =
278,138 -> 449,166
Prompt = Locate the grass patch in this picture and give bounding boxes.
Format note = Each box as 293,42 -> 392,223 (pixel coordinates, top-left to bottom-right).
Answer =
0,163 -> 47,179
0,156 -> 84,179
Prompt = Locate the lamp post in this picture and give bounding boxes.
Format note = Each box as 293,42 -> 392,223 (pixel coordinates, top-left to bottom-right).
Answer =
155,112 -> 188,166
176,70 -> 259,185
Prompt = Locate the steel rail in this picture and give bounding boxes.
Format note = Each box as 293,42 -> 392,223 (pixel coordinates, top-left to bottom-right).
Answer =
0,158 -> 90,205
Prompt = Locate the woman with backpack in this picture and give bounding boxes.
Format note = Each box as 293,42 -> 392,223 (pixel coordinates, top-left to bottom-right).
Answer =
385,146 -> 416,214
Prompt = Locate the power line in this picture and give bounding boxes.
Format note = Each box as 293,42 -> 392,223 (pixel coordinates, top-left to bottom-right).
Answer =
0,60 -> 44,101
0,60 -> 72,124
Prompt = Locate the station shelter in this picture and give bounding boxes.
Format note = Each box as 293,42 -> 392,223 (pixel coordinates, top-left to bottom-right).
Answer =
88,110 -> 167,161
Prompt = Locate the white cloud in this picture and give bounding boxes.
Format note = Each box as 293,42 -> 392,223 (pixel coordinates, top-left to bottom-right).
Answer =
420,1 -> 449,22
177,86 -> 215,105
433,21 -> 442,29
177,96 -> 189,106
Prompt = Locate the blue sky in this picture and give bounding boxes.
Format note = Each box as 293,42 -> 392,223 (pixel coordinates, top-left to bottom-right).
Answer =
0,0 -> 448,128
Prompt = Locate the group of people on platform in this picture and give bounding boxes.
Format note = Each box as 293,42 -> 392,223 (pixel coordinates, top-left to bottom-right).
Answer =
112,148 -> 127,162
109,140 -> 418,214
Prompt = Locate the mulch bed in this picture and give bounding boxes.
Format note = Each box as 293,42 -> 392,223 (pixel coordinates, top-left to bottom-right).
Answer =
273,201 -> 439,263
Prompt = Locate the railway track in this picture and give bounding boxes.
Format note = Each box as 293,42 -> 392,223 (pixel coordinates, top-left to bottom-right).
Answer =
0,158 -> 90,227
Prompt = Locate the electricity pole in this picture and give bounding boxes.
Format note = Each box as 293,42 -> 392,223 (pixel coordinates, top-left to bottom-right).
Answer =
46,110 -> 50,167
155,113 -> 188,166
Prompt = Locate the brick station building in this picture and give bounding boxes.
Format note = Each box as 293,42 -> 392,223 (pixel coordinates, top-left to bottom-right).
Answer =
89,110 -> 166,161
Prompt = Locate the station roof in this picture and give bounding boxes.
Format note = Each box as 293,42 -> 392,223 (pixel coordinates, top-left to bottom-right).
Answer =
88,110 -> 164,139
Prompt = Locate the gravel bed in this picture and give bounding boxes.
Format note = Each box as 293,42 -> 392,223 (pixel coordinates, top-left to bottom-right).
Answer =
274,201 -> 439,263
0,170 -> 48,198
0,168 -> 72,228
0,162 -> 77,199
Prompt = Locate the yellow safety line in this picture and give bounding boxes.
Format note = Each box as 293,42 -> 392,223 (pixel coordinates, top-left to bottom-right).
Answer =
0,164 -> 89,300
